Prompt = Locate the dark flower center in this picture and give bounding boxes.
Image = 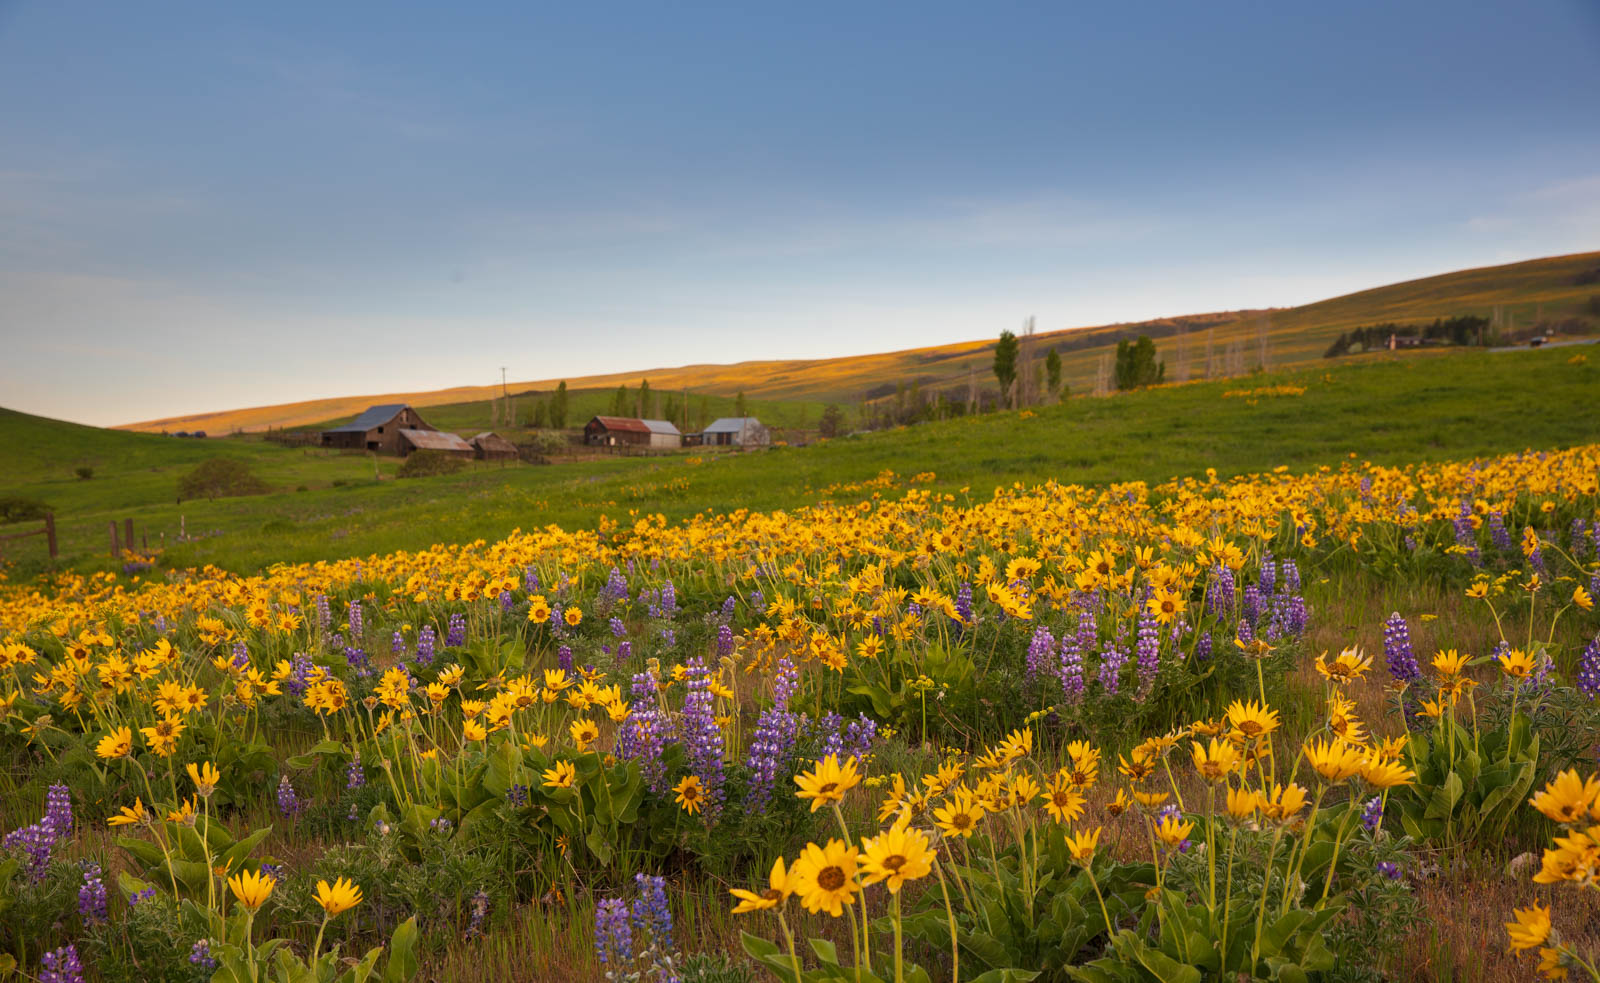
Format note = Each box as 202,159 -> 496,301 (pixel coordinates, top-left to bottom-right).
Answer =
818,866 -> 846,891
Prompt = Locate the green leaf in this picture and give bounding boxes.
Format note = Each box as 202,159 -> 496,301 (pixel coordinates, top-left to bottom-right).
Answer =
383,916 -> 420,983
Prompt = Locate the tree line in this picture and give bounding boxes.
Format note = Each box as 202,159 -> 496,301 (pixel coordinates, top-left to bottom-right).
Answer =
1323,315 -> 1492,358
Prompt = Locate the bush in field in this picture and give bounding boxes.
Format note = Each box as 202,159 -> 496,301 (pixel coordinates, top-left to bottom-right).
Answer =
0,496 -> 51,524
176,457 -> 270,502
74,466 -> 93,480
397,449 -> 467,478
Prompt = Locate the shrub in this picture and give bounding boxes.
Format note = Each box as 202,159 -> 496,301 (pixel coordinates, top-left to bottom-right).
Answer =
74,465 -> 93,480
397,450 -> 468,479
0,496 -> 51,524
176,457 -> 270,502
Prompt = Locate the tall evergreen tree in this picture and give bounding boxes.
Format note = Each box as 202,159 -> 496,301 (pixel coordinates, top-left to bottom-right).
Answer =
993,330 -> 1020,408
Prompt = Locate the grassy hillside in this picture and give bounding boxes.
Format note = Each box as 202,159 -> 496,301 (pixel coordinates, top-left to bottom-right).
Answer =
7,343 -> 1596,577
119,250 -> 1600,434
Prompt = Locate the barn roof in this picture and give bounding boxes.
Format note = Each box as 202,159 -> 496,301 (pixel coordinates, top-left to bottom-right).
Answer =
589,415 -> 651,434
399,429 -> 473,453
639,419 -> 681,436
326,404 -> 410,434
470,431 -> 518,447
703,416 -> 762,434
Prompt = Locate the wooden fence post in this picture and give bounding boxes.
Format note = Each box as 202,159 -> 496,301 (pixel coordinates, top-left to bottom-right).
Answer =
110,521 -> 120,558
124,518 -> 134,552
44,512 -> 57,559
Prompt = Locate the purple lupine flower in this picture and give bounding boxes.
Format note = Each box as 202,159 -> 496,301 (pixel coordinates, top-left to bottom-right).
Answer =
1281,558 -> 1301,593
1241,585 -> 1263,629
231,641 -> 250,671
658,582 -> 678,619
621,670 -> 668,793
716,624 -> 735,658
2,819 -> 54,881
1025,626 -> 1056,688
818,711 -> 846,759
595,898 -> 633,965
557,644 -> 573,673
78,862 -> 107,926
842,714 -> 877,761
1489,512 -> 1511,552
660,628 -> 675,649
1209,565 -> 1235,617
1058,620 -> 1086,702
1382,612 -> 1421,684
415,624 -> 437,666
506,784 -> 529,807
745,689 -> 799,810
276,776 -> 302,817
343,645 -> 368,675
1577,635 -> 1600,697
499,590 -> 513,613
1258,551 -> 1276,594
189,940 -> 216,970
391,630 -> 405,655
286,652 -> 314,696
681,657 -> 725,822
524,566 -> 540,593
314,594 -> 332,633
1236,617 -> 1254,647
617,640 -> 633,661
720,595 -> 737,619
1135,608 -> 1160,699
1195,633 -> 1213,661
346,751 -> 365,789
347,600 -> 364,643
1570,518 -> 1590,560
260,862 -> 282,880
601,567 -> 629,607
1453,502 -> 1481,563
609,617 -> 628,639
954,582 -> 974,626
748,589 -> 764,610
1098,636 -> 1128,697
40,944 -> 83,983
446,612 -> 467,647
465,889 -> 491,938
129,887 -> 156,906
631,873 -> 674,952
45,784 -> 72,836
1361,796 -> 1383,834
1377,861 -> 1401,880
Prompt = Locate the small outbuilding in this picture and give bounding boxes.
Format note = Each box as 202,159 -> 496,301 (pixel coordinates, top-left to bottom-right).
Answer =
470,431 -> 520,461
398,429 -> 475,458
699,417 -> 770,448
322,404 -> 438,454
584,416 -> 653,447
639,419 -> 682,449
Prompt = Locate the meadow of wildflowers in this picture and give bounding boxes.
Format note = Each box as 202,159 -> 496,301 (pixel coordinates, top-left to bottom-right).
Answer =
1,443 -> 1598,981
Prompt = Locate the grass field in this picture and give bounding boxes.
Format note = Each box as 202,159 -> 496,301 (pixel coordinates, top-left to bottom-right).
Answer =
4,343 -> 1597,578
118,250 -> 1600,435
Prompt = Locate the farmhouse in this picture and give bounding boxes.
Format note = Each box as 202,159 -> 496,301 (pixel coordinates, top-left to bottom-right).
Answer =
470,431 -> 519,460
322,404 -> 436,454
640,419 -> 683,449
584,415 -> 652,447
699,416 -> 770,448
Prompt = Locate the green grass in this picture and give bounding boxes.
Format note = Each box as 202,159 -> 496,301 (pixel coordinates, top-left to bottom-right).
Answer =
2,344 -> 1596,577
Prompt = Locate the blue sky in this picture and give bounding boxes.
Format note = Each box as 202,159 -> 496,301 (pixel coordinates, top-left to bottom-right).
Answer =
2,1 -> 1597,426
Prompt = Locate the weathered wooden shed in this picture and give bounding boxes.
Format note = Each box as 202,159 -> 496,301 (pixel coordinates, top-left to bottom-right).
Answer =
699,417 -> 771,448
398,429 -> 475,458
470,431 -> 519,460
321,404 -> 437,454
639,419 -> 682,449
584,416 -> 652,447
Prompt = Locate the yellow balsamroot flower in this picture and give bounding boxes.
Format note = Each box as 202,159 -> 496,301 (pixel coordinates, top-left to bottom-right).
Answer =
730,857 -> 794,914
542,760 -> 576,789
794,754 -> 862,813
1304,737 -> 1365,784
1261,782 -> 1309,823
140,715 -> 185,758
1042,778 -> 1086,824
569,719 -> 600,752
1224,699 -> 1279,743
1133,789 -> 1170,810
1155,814 -> 1194,848
563,606 -> 583,627
1190,738 -> 1240,783
790,839 -> 860,916
527,597 -> 551,623
1225,786 -> 1259,820
1465,581 -> 1489,600
463,719 -> 487,742
992,728 -> 1033,767
314,876 -> 363,917
931,790 -> 985,839
1008,772 -> 1042,808
1575,585 -> 1594,611
1536,946 -> 1567,979
1431,649 -> 1470,676
1360,756 -> 1416,790
1532,826 -> 1600,885
1497,648 -> 1537,680
859,822 -> 934,893
95,725 -> 133,760
1529,770 -> 1600,826
437,664 -> 466,687
1064,826 -> 1101,863
107,798 -> 149,827
1314,646 -> 1373,683
1505,902 -> 1552,953
227,868 -> 276,910
1145,586 -> 1186,625
1106,789 -> 1132,818
674,775 -> 705,815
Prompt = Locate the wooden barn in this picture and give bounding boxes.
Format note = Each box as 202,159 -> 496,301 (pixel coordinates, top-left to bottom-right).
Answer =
398,429 -> 475,458
639,419 -> 683,449
699,417 -> 771,448
584,415 -> 652,447
470,431 -> 519,461
322,404 -> 437,454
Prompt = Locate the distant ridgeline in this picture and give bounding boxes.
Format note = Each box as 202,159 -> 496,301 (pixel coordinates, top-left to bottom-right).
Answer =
1322,315 -> 1491,358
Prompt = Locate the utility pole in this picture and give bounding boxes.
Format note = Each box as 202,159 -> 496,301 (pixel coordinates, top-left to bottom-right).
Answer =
500,367 -> 508,398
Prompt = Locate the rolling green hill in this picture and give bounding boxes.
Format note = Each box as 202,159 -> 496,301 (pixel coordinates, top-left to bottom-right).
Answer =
119,250 -> 1600,434
5,343 -> 1597,578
